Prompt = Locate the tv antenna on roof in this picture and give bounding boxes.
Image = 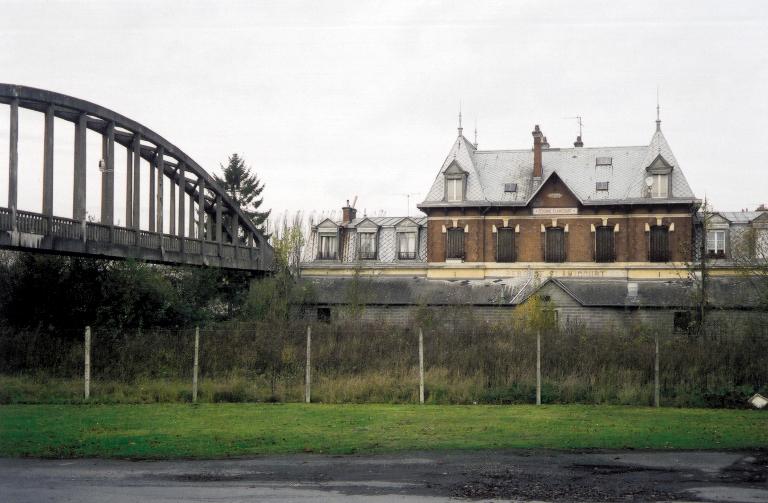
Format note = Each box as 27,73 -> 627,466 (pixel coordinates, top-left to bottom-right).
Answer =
564,116 -> 583,138
401,192 -> 419,217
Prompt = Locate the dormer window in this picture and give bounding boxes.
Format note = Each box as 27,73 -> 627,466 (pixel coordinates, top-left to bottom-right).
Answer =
645,154 -> 673,199
357,232 -> 377,260
446,178 -> 463,201
395,218 -> 420,260
318,234 -> 337,260
354,218 -> 380,260
650,174 -> 668,198
443,161 -> 467,202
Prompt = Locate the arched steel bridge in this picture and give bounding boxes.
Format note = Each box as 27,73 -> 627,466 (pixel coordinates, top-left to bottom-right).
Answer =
0,84 -> 273,272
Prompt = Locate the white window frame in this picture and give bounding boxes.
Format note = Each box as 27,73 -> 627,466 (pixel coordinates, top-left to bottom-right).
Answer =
397,231 -> 417,259
357,231 -> 377,259
318,234 -> 337,260
446,177 -> 463,202
706,229 -> 726,257
651,174 -> 669,198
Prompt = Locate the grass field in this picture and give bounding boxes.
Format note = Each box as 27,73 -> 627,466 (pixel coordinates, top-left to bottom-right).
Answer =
2,404 -> 767,459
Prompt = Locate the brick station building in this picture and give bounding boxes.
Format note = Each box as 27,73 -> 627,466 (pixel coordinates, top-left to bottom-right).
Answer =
417,118 -> 698,279
300,117 -> 767,327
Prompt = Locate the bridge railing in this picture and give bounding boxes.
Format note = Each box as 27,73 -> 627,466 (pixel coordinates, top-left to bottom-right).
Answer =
51,216 -> 82,240
0,206 -> 263,267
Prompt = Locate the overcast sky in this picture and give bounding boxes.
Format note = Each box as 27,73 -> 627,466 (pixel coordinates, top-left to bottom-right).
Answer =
1,0 -> 767,226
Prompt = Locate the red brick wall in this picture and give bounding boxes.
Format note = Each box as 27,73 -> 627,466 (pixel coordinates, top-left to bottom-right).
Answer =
425,206 -> 694,263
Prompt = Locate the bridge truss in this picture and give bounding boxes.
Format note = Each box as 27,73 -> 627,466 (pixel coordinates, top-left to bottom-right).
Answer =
0,84 -> 273,272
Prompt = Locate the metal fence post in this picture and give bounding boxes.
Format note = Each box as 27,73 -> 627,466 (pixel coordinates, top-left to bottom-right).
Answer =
654,333 -> 660,408
305,326 -> 311,404
536,330 -> 542,406
84,326 -> 91,400
193,326 -> 200,403
419,328 -> 425,404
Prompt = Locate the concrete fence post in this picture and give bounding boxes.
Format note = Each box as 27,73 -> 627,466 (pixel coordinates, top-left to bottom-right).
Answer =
84,326 -> 91,400
418,328 -> 425,404
654,333 -> 660,408
193,326 -> 200,403
536,330 -> 542,406
305,326 -> 311,404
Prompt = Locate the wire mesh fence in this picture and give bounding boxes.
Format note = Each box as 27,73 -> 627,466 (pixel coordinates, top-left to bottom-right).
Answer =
1,314 -> 767,407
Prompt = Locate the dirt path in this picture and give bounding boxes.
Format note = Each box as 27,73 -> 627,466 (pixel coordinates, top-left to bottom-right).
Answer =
1,450 -> 766,502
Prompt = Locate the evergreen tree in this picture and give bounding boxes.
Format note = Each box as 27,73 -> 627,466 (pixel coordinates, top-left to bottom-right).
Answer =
214,153 -> 271,233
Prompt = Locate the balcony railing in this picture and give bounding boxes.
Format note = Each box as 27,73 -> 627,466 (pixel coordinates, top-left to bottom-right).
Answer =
358,250 -> 377,260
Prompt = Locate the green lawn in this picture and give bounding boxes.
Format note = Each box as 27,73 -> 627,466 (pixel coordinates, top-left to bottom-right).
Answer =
1,404 -> 766,458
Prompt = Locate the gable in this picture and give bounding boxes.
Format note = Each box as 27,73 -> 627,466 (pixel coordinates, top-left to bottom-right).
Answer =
443,160 -> 467,176
394,217 -> 420,232
355,218 -> 380,232
528,173 -> 581,209
316,218 -> 339,233
518,279 -> 582,307
646,154 -> 673,174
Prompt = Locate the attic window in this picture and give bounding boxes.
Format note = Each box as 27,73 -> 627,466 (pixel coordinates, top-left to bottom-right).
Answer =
504,183 -> 518,193
596,181 -> 609,191
596,157 -> 612,166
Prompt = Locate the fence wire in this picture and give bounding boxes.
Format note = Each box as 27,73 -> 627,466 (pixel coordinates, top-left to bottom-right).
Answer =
1,315 -> 766,407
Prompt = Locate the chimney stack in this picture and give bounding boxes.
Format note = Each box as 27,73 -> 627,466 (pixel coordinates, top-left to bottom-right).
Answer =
342,199 -> 357,224
574,135 -> 583,147
532,125 -> 543,181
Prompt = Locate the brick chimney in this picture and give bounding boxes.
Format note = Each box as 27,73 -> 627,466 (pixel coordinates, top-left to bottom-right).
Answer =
342,200 -> 357,224
532,125 -> 543,182
574,135 -> 583,147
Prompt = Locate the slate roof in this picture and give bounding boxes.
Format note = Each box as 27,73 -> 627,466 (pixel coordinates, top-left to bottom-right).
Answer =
346,216 -> 427,228
537,277 -> 765,308
315,216 -> 427,229
303,276 -> 765,309
717,211 -> 766,224
421,125 -> 697,207
302,276 -> 535,306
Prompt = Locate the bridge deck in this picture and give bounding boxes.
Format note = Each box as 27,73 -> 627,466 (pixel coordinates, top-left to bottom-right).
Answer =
0,207 -> 265,271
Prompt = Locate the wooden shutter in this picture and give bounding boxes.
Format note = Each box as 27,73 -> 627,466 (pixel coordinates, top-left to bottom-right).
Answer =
446,228 -> 465,259
545,227 -> 565,262
496,228 -> 515,262
595,226 -> 615,262
650,225 -> 669,262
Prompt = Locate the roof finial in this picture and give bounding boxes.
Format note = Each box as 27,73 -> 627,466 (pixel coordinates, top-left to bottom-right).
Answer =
457,100 -> 463,137
473,117 -> 478,148
656,86 -> 661,132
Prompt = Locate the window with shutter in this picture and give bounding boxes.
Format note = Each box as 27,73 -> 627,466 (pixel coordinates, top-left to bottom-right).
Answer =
545,227 -> 566,262
595,226 -> 615,262
496,228 -> 516,262
446,228 -> 465,259
649,225 -> 669,262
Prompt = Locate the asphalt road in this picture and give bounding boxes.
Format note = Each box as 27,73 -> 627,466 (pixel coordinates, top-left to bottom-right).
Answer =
1,450 -> 766,502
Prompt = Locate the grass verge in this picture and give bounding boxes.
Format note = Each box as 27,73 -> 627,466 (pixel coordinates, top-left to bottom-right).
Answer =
1,404 -> 766,459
